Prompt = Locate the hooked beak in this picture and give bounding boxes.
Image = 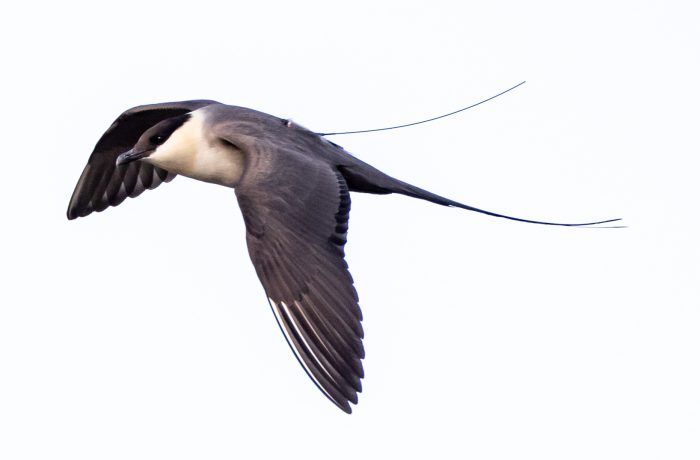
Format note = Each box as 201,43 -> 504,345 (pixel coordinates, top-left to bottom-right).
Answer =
116,148 -> 152,166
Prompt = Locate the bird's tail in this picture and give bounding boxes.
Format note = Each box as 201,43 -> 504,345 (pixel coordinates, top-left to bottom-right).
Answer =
337,162 -> 623,228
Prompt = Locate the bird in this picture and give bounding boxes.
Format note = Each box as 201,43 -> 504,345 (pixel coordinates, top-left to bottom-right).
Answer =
67,100 -> 621,413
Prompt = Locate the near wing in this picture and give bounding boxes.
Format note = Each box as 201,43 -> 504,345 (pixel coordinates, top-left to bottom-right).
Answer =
67,100 -> 218,219
235,152 -> 364,413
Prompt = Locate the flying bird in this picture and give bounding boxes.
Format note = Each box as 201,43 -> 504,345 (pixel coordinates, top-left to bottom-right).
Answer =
67,100 -> 620,413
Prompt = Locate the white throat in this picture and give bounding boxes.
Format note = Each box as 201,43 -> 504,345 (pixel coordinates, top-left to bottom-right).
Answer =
145,111 -> 245,187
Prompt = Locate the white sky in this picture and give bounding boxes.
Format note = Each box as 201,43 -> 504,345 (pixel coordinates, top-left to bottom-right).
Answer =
2,1 -> 699,459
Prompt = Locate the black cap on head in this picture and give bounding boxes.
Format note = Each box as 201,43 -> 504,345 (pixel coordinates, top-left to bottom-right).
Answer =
116,113 -> 192,165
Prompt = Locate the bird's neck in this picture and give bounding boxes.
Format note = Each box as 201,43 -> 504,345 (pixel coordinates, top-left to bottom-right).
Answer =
146,111 -> 246,188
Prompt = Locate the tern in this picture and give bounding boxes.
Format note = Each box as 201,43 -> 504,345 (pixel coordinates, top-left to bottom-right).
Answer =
67,100 -> 620,413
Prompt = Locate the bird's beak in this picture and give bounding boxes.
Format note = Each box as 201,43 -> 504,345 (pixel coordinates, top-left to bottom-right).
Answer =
116,148 -> 152,166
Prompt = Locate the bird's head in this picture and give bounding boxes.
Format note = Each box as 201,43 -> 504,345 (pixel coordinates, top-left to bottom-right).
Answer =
116,113 -> 195,167
115,109 -> 245,187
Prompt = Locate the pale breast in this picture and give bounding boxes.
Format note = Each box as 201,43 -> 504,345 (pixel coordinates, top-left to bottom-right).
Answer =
190,139 -> 246,187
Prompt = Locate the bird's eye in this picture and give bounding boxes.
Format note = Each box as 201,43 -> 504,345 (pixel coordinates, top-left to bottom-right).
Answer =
150,134 -> 165,145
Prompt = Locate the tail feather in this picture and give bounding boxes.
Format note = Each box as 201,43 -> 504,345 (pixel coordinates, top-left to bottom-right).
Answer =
337,164 -> 623,228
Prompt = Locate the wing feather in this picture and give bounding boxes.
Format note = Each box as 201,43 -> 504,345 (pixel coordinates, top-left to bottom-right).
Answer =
67,100 -> 217,219
236,153 -> 364,413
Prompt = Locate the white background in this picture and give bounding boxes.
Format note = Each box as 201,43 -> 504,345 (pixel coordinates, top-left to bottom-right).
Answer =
1,1 -> 699,459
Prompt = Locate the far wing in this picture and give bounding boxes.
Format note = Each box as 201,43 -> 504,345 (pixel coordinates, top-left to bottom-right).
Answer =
67,100 -> 218,219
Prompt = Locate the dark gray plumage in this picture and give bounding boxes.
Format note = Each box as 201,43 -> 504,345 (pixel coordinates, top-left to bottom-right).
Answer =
67,101 -> 216,219
68,100 -> 620,413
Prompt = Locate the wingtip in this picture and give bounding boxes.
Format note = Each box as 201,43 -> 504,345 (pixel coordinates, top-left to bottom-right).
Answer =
66,203 -> 89,220
335,391 -> 359,414
339,401 -> 353,414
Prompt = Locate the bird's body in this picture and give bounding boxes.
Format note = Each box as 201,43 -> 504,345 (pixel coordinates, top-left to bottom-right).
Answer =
67,100 -> 620,413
